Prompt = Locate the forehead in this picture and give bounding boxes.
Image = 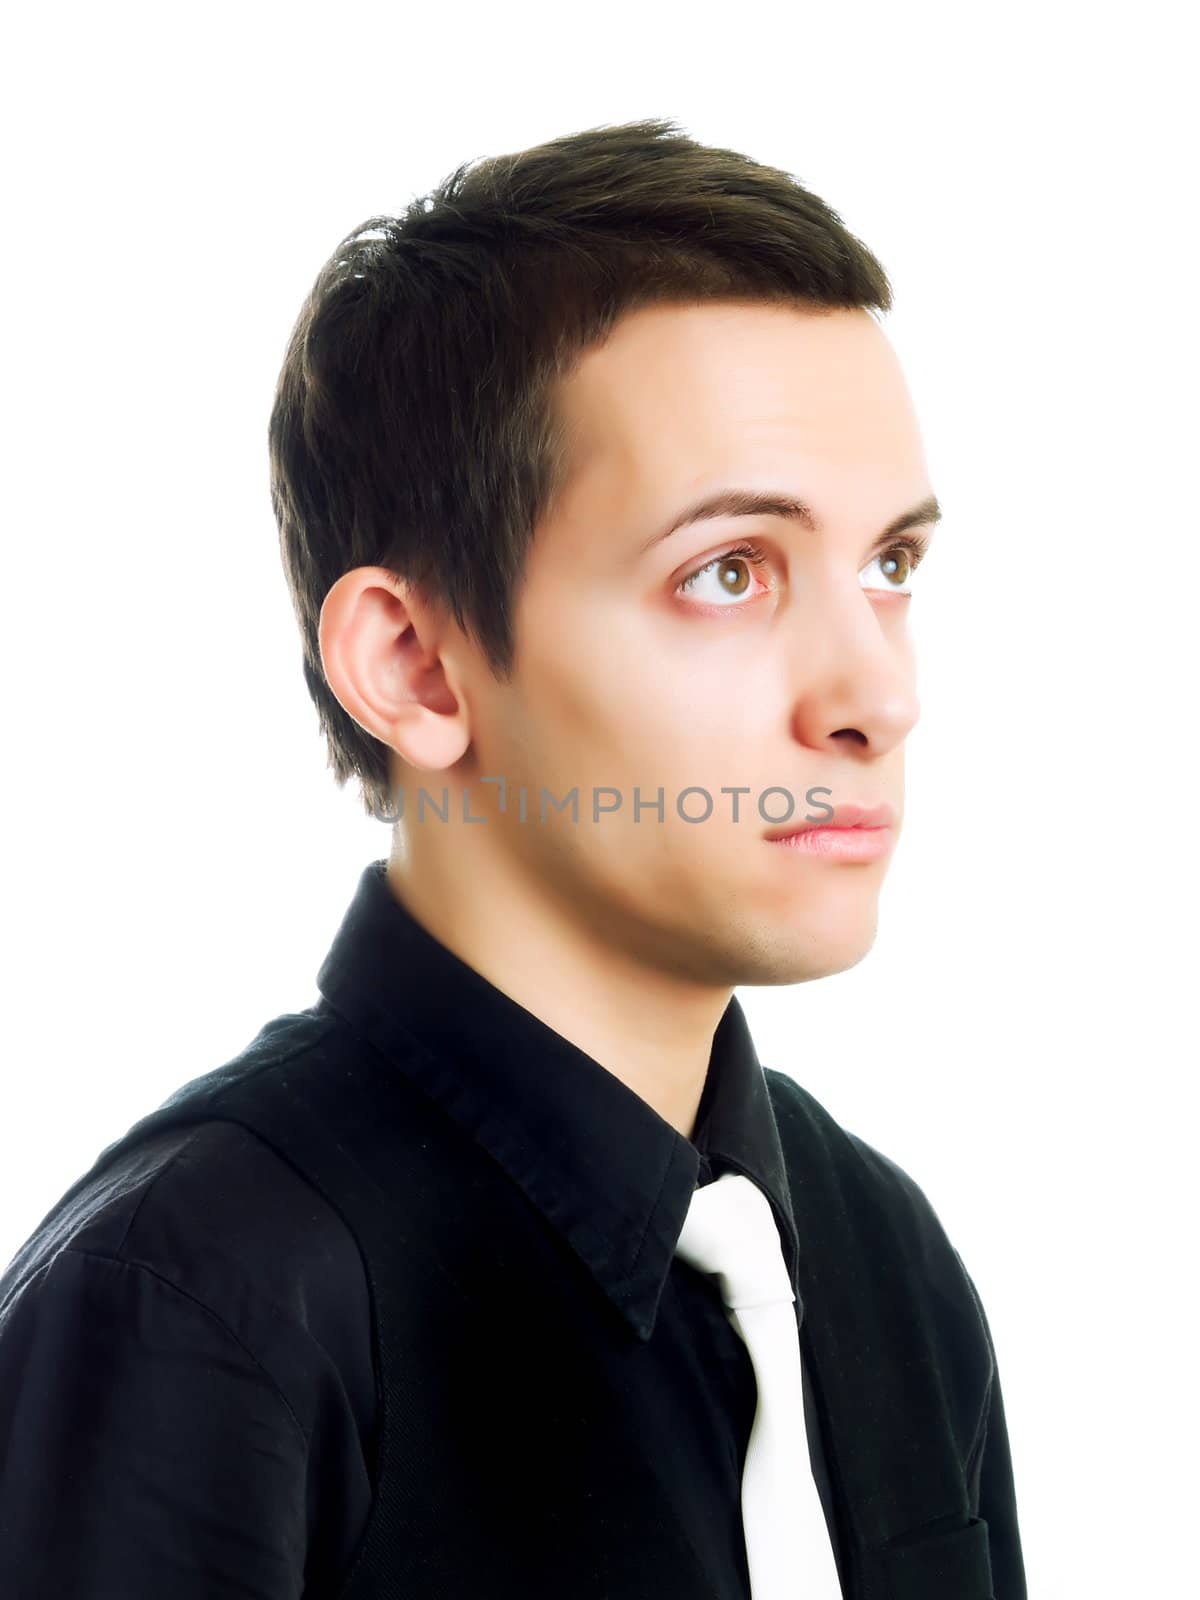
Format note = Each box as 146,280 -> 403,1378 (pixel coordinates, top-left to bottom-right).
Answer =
549,301 -> 927,529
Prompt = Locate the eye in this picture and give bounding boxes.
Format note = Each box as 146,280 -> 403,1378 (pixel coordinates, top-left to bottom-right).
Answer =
859,535 -> 930,596
675,541 -> 771,607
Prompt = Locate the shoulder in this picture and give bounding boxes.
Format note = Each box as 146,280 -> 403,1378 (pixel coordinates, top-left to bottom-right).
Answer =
1,1114 -> 375,1455
763,1066 -> 989,1342
765,1065 -> 950,1228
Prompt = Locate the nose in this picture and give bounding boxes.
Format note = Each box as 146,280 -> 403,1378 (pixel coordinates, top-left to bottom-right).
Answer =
785,582 -> 920,758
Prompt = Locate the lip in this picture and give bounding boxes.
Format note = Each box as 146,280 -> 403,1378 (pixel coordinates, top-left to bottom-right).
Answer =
764,802 -> 896,864
763,802 -> 896,841
767,826 -> 894,862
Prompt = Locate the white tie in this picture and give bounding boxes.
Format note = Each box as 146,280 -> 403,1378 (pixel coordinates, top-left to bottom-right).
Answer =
674,1171 -> 843,1599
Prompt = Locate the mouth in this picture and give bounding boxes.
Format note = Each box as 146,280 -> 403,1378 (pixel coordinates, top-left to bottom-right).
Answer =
764,803 -> 896,864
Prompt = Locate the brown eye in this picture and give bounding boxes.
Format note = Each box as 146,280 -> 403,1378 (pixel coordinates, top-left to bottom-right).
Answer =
879,546 -> 912,586
715,558 -> 752,596
676,541 -> 770,606
860,536 -> 927,596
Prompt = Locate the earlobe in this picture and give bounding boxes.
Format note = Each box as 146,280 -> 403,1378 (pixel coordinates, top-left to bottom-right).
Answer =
317,567 -> 473,772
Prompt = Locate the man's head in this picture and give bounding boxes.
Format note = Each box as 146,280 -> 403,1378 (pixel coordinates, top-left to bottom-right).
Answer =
270,118 -> 937,990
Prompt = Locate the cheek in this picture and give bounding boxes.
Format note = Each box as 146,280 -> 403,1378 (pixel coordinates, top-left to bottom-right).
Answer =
514,605 -> 664,751
513,590 -> 785,780
542,659 -> 713,764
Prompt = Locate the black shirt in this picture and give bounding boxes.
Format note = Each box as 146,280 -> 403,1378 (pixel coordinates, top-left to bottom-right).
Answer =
0,858 -> 837,1596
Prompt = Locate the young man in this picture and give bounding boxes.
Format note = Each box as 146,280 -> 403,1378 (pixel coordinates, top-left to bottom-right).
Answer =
0,119 -> 1026,1598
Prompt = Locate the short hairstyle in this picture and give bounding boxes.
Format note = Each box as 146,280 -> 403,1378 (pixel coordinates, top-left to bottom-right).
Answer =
268,117 -> 893,821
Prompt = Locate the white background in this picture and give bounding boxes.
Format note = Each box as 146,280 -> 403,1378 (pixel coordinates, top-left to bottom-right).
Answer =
2,3 -> 1195,1592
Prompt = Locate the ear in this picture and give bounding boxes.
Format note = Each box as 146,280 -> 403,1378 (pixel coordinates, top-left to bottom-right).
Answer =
317,567 -> 472,772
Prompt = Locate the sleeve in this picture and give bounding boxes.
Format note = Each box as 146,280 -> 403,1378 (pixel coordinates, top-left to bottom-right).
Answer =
959,1259 -> 1028,1600
0,1246 -> 310,1598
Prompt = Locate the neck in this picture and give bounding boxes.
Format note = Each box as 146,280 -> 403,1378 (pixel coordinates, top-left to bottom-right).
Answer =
384,841 -> 732,1142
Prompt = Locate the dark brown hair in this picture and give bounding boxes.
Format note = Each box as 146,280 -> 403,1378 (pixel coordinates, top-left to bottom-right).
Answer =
268,117 -> 893,821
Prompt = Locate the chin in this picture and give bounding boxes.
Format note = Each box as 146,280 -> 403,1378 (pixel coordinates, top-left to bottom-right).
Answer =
680,896 -> 880,988
773,893 -> 881,977
748,938 -> 876,988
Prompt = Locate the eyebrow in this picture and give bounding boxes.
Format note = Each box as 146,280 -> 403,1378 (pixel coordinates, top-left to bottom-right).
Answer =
640,488 -> 943,554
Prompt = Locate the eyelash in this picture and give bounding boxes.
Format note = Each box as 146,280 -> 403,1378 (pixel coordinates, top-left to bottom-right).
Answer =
676,532 -> 932,596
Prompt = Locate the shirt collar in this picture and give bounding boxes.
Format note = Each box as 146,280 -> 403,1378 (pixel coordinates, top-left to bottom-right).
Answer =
314,858 -> 799,1341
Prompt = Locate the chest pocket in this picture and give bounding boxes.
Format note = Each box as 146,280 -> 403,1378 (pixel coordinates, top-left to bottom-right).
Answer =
876,1515 -> 995,1600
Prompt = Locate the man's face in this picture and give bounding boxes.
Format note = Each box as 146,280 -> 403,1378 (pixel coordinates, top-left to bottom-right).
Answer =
454,300 -> 935,987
